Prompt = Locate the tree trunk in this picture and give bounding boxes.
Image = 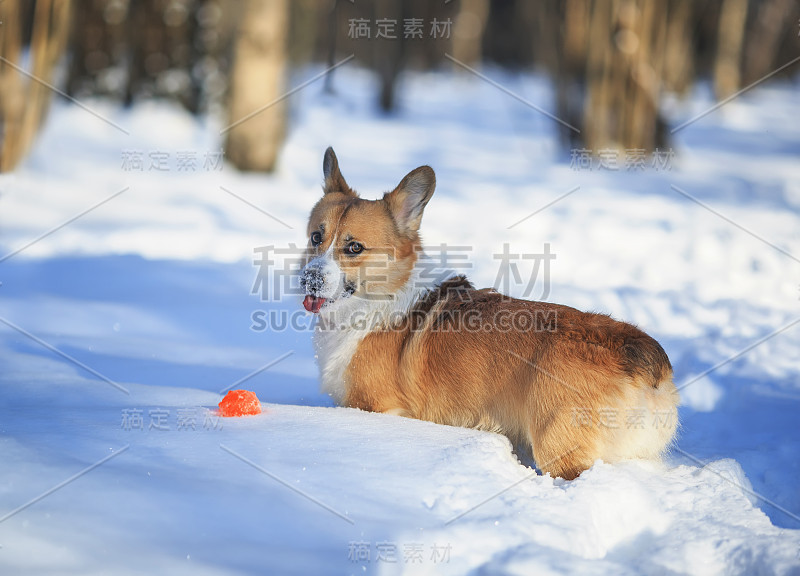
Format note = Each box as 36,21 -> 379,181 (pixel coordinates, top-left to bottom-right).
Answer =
451,0 -> 489,66
535,0 -> 586,148
0,0 -> 72,172
373,0 -> 403,113
583,0 -> 669,153
225,0 -> 288,172
662,0 -> 694,95
713,0 -> 748,100
742,0 -> 796,85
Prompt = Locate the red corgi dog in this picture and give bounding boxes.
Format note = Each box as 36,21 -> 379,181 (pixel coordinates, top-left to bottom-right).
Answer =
301,147 -> 678,479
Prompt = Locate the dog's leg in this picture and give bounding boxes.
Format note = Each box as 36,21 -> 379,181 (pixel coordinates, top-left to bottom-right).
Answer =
529,420 -> 598,480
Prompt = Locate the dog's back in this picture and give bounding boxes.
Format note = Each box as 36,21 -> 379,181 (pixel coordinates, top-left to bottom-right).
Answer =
341,277 -> 678,479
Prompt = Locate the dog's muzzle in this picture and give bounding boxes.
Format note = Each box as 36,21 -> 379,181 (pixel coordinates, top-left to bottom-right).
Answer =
300,257 -> 358,314
300,267 -> 327,313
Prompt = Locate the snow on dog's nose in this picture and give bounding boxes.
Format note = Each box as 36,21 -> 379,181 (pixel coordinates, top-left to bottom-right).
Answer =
301,255 -> 342,314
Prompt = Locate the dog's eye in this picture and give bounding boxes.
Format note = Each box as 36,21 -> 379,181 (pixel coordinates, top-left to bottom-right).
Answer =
345,241 -> 364,255
310,231 -> 323,246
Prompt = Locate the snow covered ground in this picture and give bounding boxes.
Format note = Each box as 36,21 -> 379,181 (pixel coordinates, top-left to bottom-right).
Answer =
1,66 -> 799,574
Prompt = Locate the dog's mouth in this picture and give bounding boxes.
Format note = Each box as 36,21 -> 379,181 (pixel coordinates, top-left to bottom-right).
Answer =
303,295 -> 326,314
301,281 -> 357,314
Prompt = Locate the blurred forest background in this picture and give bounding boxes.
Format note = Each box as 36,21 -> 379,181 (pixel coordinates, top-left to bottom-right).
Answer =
0,0 -> 797,173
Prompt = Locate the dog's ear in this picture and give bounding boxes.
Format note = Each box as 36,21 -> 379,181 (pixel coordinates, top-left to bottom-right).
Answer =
322,147 -> 356,196
384,166 -> 436,235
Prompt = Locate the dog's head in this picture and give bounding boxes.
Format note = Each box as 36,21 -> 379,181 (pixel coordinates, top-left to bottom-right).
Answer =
300,147 -> 435,314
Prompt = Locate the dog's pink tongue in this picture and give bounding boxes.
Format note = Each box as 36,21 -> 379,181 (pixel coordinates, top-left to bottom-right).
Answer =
303,295 -> 326,314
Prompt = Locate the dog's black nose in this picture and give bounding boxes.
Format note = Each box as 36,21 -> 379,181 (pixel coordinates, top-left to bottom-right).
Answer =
300,267 -> 325,296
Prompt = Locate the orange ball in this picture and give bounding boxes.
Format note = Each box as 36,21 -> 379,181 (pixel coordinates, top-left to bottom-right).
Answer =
218,390 -> 262,417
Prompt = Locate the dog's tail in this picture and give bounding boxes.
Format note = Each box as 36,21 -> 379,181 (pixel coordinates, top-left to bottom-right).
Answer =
620,334 -> 673,389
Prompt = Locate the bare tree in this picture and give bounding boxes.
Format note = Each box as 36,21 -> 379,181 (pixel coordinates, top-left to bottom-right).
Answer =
225,0 -> 288,172
714,0 -> 748,99
576,0 -> 678,153
662,0 -> 694,96
0,0 -> 72,172
374,0 -> 403,112
742,0 -> 798,85
452,0 -> 489,66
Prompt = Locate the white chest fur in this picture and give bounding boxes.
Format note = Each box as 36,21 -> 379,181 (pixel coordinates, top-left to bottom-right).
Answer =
313,315 -> 365,404
311,269 -> 433,404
